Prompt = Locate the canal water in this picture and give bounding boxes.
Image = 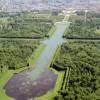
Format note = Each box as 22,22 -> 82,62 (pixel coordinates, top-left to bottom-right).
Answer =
4,21 -> 69,100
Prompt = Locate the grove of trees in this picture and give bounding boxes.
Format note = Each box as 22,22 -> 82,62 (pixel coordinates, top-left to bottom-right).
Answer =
0,40 -> 40,73
0,12 -> 53,39
63,11 -> 100,39
53,41 -> 100,100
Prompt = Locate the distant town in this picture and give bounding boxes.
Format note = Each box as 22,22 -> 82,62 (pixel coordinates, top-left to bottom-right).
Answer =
0,0 -> 100,12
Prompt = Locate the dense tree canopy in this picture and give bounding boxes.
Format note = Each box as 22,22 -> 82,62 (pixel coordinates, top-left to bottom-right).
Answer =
0,40 -> 40,72
64,11 -> 100,38
53,41 -> 100,100
0,12 -> 54,39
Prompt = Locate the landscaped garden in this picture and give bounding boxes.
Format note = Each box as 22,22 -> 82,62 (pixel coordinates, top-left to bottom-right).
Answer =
52,41 -> 100,100
0,12 -> 55,39
0,39 -> 41,72
63,11 -> 100,39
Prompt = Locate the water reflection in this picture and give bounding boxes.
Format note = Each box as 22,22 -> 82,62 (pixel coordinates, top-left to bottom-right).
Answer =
4,22 -> 68,100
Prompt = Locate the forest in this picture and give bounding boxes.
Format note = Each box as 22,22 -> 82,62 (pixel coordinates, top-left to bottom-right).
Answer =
52,41 -> 100,100
63,11 -> 100,39
0,10 -> 100,100
0,11 -> 63,75
0,40 -> 40,73
51,11 -> 100,100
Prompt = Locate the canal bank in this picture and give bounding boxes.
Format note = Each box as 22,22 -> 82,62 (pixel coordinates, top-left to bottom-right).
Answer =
4,13 -> 71,100
35,18 -> 71,100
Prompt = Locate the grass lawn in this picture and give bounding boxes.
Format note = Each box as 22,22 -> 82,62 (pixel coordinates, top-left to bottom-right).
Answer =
0,70 -> 13,100
56,15 -> 64,22
48,26 -> 56,38
0,17 -> 9,24
29,44 -> 46,66
34,46 -> 64,100
95,29 -> 100,34
50,14 -> 64,23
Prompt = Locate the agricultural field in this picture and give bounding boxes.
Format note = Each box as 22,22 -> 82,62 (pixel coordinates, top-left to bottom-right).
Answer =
52,41 -> 100,100
63,11 -> 100,39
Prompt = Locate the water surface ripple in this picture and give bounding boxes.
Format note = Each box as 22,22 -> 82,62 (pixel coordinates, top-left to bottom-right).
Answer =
4,22 -> 69,100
